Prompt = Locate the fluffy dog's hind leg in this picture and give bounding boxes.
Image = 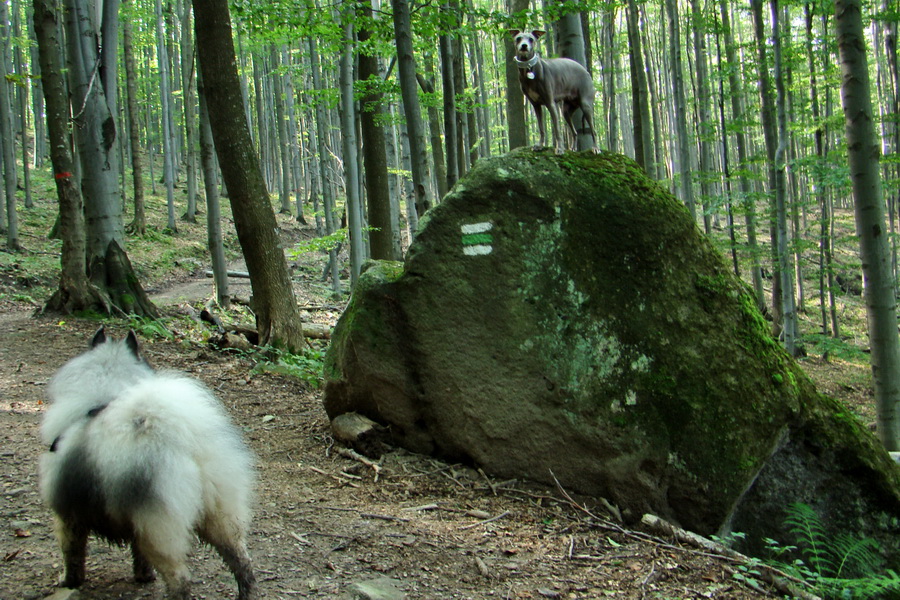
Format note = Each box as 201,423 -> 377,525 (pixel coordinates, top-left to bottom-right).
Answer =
201,516 -> 258,600
56,520 -> 87,588
131,544 -> 156,583
213,540 -> 258,600
134,516 -> 193,600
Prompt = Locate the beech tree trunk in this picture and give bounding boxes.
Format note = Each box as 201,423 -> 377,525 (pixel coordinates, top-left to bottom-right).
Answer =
665,0 -> 695,221
193,0 -> 305,351
625,0 -> 653,174
122,2 -> 146,235
0,0 -> 19,248
65,0 -> 158,317
34,0 -> 109,314
197,66 -> 230,308
392,0 -> 433,219
340,17 -> 364,286
835,0 -> 900,450
720,0 -> 764,308
771,0 -> 799,356
358,1 -> 399,261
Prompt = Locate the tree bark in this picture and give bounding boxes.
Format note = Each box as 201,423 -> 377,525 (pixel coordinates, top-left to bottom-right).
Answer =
340,17 -> 364,286
309,35 -> 341,296
65,0 -> 158,317
625,0 -> 653,174
122,2 -> 146,235
554,1 -> 592,152
690,0 -> 714,233
197,65 -> 230,308
193,0 -> 305,351
358,0 -> 399,261
34,0 -> 110,314
505,0 -> 528,150
180,0 -> 198,223
771,0 -> 799,356
0,0 -> 19,247
154,0 -> 177,232
836,0 -> 900,450
720,0 -> 764,308
665,0 -> 695,221
391,0 -> 433,219
750,0 -> 784,337
439,7 -> 459,190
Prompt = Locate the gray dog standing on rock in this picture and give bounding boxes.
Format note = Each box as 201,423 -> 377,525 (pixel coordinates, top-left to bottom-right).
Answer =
40,328 -> 258,600
511,29 -> 597,153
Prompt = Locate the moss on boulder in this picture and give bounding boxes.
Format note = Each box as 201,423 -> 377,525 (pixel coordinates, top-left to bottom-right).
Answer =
323,149 -> 900,560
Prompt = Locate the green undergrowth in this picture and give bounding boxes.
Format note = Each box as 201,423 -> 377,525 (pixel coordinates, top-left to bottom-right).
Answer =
764,503 -> 900,599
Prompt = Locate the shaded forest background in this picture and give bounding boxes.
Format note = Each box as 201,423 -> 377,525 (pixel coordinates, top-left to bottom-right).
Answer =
0,0 -> 898,407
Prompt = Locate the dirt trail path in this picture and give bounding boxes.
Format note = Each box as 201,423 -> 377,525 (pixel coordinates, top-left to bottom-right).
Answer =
0,272 -> 771,599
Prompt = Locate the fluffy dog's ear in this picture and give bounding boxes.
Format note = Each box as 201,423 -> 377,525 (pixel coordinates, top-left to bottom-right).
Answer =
509,29 -> 520,37
91,327 -> 107,348
533,30 -> 546,38
125,330 -> 141,357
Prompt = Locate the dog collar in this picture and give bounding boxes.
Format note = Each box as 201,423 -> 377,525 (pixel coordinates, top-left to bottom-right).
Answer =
514,54 -> 539,70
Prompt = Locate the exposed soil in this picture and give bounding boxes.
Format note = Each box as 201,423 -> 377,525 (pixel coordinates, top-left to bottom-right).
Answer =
0,239 -> 869,600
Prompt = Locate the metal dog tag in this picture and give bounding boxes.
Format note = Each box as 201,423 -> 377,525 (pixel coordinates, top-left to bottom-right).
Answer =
527,72 -> 535,80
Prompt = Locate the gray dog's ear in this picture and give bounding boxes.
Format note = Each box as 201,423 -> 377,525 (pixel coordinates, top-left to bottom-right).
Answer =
91,327 -> 107,348
532,30 -> 546,38
509,28 -> 520,36
125,330 -> 141,357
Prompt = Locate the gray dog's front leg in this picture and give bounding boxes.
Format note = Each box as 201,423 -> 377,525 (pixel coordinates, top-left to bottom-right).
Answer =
546,102 -> 564,154
532,102 -> 546,151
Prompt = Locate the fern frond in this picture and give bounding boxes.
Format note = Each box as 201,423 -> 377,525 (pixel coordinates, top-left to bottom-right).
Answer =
784,502 -> 836,576
830,533 -> 882,579
815,569 -> 900,600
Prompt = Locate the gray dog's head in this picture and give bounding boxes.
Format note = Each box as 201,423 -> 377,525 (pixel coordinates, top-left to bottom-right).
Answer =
510,30 -> 545,62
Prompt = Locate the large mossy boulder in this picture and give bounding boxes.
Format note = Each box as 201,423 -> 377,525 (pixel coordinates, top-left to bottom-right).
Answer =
324,149 -> 900,560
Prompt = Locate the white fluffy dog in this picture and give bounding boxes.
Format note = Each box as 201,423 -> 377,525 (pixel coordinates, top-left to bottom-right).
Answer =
40,328 -> 258,599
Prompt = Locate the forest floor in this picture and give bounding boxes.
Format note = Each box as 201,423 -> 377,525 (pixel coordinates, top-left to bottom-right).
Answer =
0,199 -> 879,600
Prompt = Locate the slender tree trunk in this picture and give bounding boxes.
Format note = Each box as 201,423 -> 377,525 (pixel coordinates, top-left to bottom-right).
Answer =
340,17 -> 364,285
720,0 -> 764,307
12,6 -> 32,209
122,3 -> 146,235
625,0 -> 653,174
665,0 -> 696,221
155,0 -> 177,232
180,0 -> 198,223
836,0 -> 900,450
193,0 -> 306,351
282,45 -> 306,224
690,0 -> 714,234
392,0 -> 433,219
772,0 -> 799,356
439,8 -> 459,190
198,66 -> 230,308
506,0 -> 528,149
601,6 -> 618,153
358,0 -> 398,260
750,0 -> 783,336
419,62 -> 449,199
309,36 -> 341,295
271,46 -> 292,215
0,0 -> 19,247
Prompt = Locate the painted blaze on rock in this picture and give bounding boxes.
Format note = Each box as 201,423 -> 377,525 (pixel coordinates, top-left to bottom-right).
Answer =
324,149 -> 900,558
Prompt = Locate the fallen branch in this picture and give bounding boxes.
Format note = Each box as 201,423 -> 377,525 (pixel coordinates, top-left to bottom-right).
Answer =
459,510 -> 511,531
641,514 -> 822,600
335,446 -> 382,481
205,269 -> 251,278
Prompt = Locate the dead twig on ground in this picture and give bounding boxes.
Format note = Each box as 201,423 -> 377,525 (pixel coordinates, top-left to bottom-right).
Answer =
459,510 -> 511,530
